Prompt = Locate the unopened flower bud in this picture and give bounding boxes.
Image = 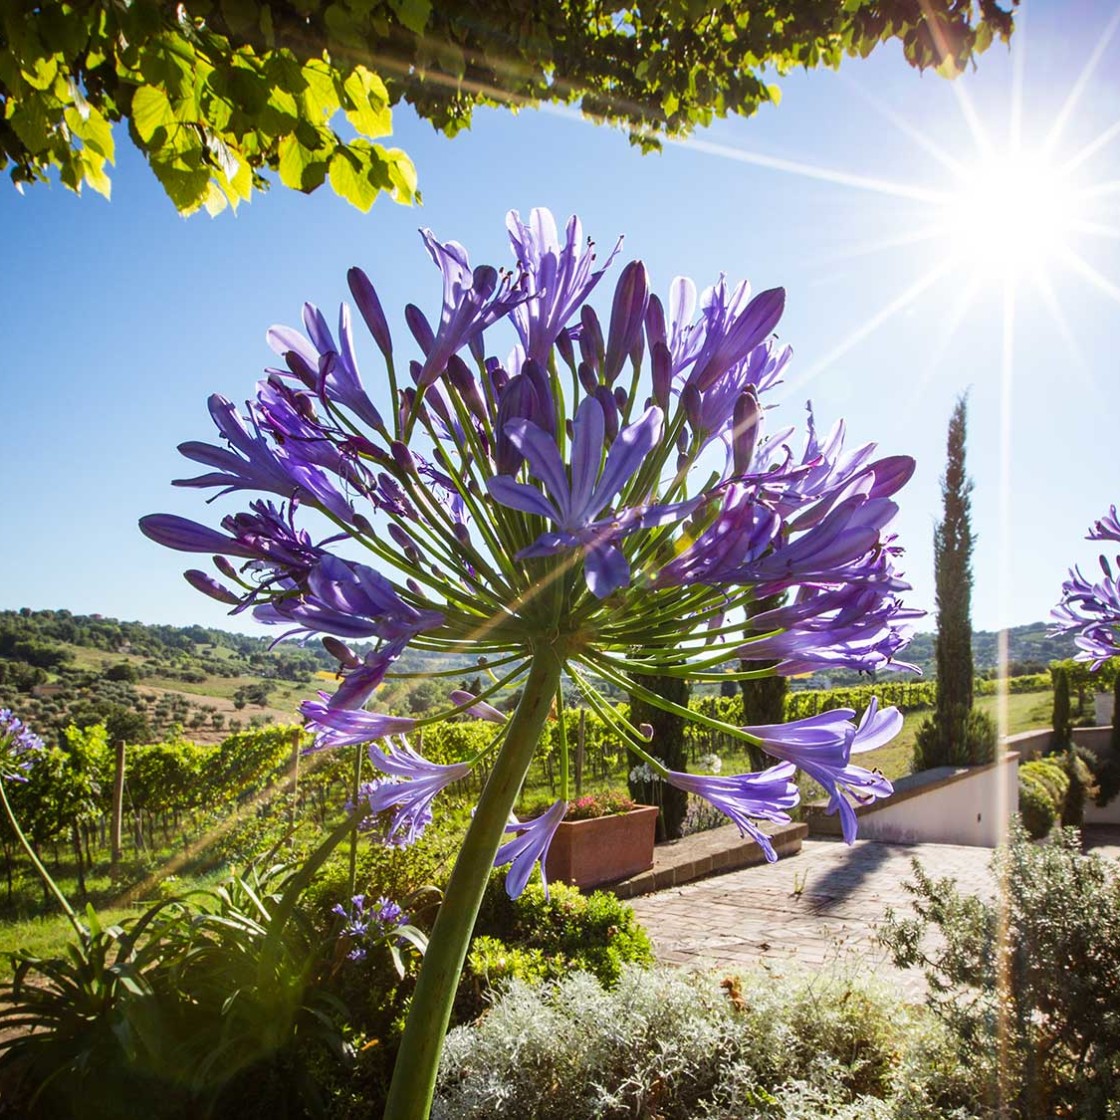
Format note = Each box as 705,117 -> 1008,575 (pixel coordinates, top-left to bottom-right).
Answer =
347,267 -> 393,359
212,555 -> 240,582
604,260 -> 649,383
391,441 -> 416,474
184,570 -> 239,605
555,328 -> 576,371
579,305 -> 603,373
405,304 -> 435,356
732,389 -> 761,476
645,293 -> 667,350
323,636 -> 362,669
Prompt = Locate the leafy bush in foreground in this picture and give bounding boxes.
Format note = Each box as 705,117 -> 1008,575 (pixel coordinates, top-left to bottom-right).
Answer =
456,878 -> 654,1023
880,826 -> 1120,1120
434,965 -> 982,1120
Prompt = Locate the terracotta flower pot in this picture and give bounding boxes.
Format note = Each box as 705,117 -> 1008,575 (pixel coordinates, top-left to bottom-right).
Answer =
545,804 -> 659,890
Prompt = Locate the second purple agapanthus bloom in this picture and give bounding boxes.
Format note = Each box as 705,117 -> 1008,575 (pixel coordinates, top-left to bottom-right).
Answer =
1053,504 -> 1120,668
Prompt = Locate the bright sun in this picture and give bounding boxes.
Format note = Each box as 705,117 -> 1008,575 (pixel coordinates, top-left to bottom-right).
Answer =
942,149 -> 1082,280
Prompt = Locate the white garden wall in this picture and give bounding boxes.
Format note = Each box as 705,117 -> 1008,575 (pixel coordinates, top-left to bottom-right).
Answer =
806,752 -> 1020,847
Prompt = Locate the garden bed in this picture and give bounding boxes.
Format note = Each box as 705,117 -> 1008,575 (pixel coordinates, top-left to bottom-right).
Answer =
610,820 -> 807,899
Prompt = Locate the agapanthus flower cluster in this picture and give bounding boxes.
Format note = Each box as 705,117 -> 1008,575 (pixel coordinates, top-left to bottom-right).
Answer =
141,208 -> 918,896
0,709 -> 44,782
332,893 -> 409,961
1052,504 -> 1120,668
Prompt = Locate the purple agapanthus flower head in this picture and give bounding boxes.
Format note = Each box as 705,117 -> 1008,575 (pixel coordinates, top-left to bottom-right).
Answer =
494,799 -> 568,898
358,738 -> 471,846
1051,505 -> 1120,669
666,761 -> 799,861
740,700 -> 900,843
1089,506 -> 1120,543
145,208 -> 920,929
0,709 -> 44,782
300,698 -> 416,747
1053,556 -> 1120,668
332,893 -> 409,961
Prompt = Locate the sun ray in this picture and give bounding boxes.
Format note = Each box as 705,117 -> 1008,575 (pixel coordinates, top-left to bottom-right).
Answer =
808,224 -> 946,269
1028,268 -> 1091,389
776,259 -> 954,402
1043,0 -> 1120,155
897,273 -> 984,428
1057,246 -> 1120,306
1076,179 -> 1120,201
842,75 -> 967,176
1069,219 -> 1120,240
671,132 -> 946,204
1009,0 -> 1030,150
1067,118 -> 1120,174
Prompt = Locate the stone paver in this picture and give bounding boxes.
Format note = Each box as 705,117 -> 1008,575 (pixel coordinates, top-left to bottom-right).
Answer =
629,837 -> 998,1001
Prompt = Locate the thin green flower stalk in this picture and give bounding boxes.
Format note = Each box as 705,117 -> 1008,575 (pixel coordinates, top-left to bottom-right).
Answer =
0,711 -> 83,939
140,209 -> 922,1118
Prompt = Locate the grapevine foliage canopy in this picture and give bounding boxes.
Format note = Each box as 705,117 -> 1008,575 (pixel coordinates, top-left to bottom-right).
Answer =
1,0 -> 1016,215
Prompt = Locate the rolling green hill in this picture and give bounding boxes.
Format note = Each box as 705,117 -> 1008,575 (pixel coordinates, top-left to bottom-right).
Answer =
0,607 -> 1080,743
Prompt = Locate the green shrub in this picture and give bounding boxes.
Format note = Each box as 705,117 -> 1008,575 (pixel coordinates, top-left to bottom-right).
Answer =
466,935 -> 552,988
463,878 -> 653,1010
1018,777 -> 1056,839
880,825 -> 1120,1120
913,706 -> 996,772
911,714 -> 940,772
1060,749 -> 1097,827
433,965 -> 983,1120
964,708 -> 997,765
1022,758 -> 1069,807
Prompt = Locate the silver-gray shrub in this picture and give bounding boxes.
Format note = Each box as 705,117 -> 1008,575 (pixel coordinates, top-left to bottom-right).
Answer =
433,965 -> 983,1120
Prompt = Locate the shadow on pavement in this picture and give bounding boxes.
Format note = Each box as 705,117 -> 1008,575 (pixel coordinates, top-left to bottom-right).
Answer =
799,839 -> 906,905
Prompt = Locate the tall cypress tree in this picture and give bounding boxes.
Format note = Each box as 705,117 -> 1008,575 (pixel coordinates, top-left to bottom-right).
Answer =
935,394 -> 975,742
915,394 -> 992,768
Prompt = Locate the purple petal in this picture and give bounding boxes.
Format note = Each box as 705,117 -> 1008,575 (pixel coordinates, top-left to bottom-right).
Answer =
569,397 -> 606,517
495,800 -> 568,898
584,541 -> 630,598
583,406 -> 663,522
486,475 -> 563,521
301,699 -> 416,749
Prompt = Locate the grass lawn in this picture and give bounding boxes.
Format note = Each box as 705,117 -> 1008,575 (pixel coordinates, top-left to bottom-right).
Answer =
0,906 -> 141,972
705,690 -> 1054,784
862,690 -> 1053,780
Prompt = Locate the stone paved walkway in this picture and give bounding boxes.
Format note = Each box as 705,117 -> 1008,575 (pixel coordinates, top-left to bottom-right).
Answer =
629,837 -> 998,1001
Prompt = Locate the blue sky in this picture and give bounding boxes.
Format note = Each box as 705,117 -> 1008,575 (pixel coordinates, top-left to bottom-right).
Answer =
1,0 -> 1118,639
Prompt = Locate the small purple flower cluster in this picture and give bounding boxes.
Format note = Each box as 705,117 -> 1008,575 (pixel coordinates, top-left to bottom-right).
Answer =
0,709 -> 44,782
332,893 -> 408,961
142,208 -> 919,897
1053,504 -> 1120,668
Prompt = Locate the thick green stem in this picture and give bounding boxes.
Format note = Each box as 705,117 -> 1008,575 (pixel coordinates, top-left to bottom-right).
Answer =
0,777 -> 82,939
348,742 -> 363,898
383,646 -> 564,1120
